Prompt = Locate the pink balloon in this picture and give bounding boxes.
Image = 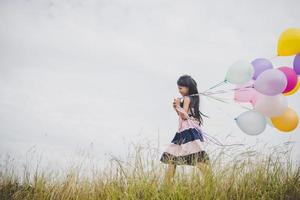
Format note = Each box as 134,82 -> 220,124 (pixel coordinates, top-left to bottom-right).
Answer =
234,80 -> 254,103
234,80 -> 263,107
278,67 -> 298,93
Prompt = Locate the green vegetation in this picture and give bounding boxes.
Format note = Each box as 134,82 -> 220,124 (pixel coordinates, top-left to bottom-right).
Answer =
1,141 -> 299,200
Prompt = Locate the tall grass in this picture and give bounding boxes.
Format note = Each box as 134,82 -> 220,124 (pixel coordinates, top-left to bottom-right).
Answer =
0,140 -> 299,200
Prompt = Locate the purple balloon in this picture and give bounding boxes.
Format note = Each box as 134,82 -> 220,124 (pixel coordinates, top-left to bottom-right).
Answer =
251,58 -> 273,80
254,69 -> 287,96
294,53 -> 300,75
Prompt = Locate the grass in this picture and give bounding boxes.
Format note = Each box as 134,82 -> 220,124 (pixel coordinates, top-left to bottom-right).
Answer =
0,140 -> 300,200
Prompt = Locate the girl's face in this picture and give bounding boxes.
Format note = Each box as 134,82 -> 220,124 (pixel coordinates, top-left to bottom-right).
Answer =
178,85 -> 189,96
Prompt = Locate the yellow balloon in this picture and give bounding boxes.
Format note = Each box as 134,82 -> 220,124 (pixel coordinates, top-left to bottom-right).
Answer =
284,77 -> 300,96
277,28 -> 300,56
271,107 -> 299,132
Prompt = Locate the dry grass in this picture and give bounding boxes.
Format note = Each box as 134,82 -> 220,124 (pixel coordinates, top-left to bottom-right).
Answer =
0,140 -> 299,200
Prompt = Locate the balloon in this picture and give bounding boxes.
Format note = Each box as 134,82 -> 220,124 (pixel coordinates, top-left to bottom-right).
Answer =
235,110 -> 266,135
277,28 -> 300,56
284,78 -> 300,96
234,80 -> 255,103
271,107 -> 299,132
250,91 -> 264,106
234,80 -> 265,107
293,53 -> 300,75
234,80 -> 264,107
254,69 -> 287,96
251,58 -> 273,80
278,67 -> 298,93
254,94 -> 288,117
225,60 -> 254,84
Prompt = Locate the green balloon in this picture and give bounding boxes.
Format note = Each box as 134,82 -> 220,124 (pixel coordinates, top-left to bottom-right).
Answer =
225,60 -> 254,84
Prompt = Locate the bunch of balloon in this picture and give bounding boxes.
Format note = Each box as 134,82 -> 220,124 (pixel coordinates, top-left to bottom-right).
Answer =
227,28 -> 300,135
200,28 -> 300,135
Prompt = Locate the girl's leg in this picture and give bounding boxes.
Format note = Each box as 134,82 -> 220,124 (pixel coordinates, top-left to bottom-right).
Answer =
163,163 -> 177,184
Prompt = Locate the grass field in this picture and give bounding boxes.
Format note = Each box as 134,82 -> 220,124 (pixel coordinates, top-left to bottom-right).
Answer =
0,141 -> 299,200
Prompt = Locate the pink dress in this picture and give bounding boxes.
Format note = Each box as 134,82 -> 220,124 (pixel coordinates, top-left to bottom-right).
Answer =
160,100 -> 210,166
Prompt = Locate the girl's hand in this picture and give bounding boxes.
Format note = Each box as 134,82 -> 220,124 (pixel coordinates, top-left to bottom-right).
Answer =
173,98 -> 180,108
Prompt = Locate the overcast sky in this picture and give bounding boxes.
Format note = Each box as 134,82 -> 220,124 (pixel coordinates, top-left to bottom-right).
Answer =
0,0 -> 300,173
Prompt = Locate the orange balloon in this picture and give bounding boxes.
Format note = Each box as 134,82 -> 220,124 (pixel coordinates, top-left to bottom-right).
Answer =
271,107 -> 299,132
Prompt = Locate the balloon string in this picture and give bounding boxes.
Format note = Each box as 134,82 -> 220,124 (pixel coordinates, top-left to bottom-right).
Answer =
176,106 -> 244,147
177,82 -> 254,111
201,92 -> 252,111
201,131 -> 245,147
202,80 -> 227,93
205,95 -> 236,120
179,84 -> 254,98
175,103 -> 244,147
203,85 -> 254,96
268,55 -> 278,60
177,92 -> 249,119
179,91 -> 252,111
195,124 -> 245,147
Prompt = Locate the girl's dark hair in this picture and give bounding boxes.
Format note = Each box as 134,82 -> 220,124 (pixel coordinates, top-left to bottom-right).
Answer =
177,74 -> 207,126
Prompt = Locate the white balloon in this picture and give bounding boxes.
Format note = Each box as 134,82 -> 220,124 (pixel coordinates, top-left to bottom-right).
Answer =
235,110 -> 267,135
225,60 -> 254,84
254,94 -> 288,117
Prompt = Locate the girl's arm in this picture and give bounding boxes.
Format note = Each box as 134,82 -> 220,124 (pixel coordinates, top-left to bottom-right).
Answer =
180,96 -> 190,120
174,96 -> 190,120
173,98 -> 180,115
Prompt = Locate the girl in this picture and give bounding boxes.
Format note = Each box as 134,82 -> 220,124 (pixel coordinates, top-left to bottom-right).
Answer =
160,74 -> 212,184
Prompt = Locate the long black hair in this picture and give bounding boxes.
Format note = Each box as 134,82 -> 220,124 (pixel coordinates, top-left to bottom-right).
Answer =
177,74 -> 207,126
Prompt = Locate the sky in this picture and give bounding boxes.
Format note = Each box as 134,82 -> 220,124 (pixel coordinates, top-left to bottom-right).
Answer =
0,0 -> 300,174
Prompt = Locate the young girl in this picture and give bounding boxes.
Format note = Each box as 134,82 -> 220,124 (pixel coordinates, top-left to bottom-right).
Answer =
160,74 -> 212,183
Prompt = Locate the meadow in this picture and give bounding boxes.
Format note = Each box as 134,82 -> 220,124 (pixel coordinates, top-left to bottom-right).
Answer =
0,140 -> 299,200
